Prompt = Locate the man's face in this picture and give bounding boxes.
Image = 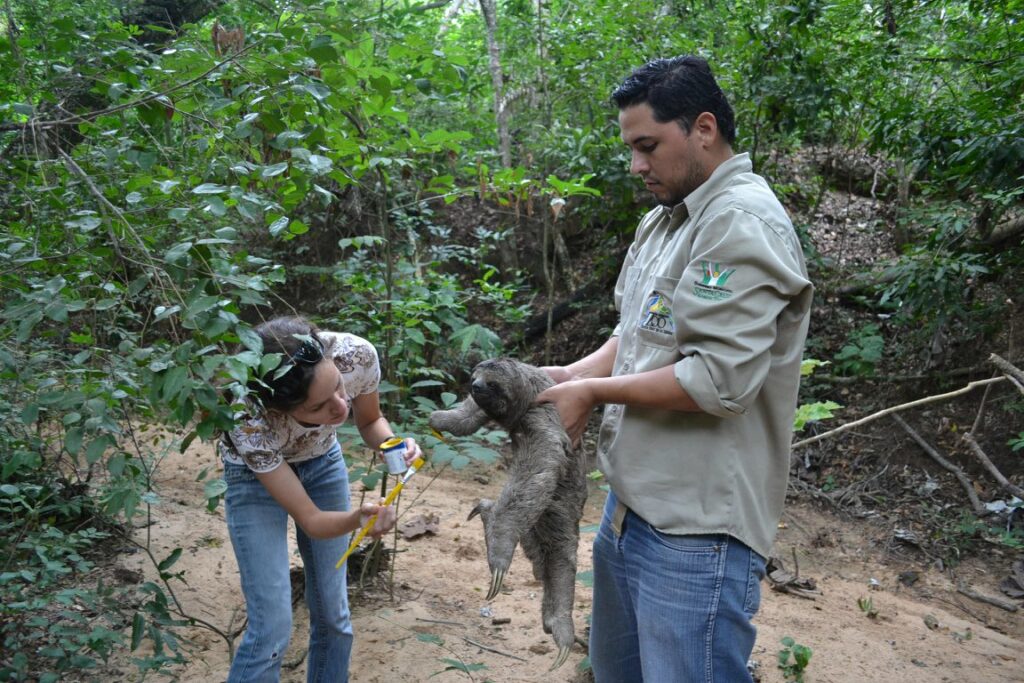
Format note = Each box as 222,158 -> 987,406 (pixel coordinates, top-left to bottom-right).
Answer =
619,103 -> 709,207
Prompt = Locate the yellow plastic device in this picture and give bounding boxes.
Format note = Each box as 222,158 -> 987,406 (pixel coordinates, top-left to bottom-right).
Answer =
335,456 -> 426,569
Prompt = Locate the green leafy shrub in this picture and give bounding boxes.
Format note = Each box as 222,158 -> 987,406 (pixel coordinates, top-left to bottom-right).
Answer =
778,636 -> 813,682
834,324 -> 884,377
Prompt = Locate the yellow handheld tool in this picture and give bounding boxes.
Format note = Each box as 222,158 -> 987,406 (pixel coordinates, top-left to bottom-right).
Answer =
335,456 -> 425,569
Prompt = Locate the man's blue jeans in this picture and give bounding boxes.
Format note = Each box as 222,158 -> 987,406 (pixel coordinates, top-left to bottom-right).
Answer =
589,491 -> 766,683
224,444 -> 353,683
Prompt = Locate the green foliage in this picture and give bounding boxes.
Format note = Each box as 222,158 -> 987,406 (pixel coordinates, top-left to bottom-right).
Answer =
936,510 -> 1024,563
433,658 -> 489,677
878,204 -> 998,340
1,0 -> 1022,677
795,358 -> 841,432
794,401 -> 842,432
800,358 -> 830,377
834,324 -> 884,377
778,636 -> 813,683
857,596 -> 879,619
1009,432 -> 1024,452
0,424 -> 184,680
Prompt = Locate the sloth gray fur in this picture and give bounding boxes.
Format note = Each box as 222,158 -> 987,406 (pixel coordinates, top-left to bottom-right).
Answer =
428,358 -> 587,670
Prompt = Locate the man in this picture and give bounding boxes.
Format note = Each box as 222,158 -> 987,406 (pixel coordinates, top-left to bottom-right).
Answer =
537,56 -> 812,682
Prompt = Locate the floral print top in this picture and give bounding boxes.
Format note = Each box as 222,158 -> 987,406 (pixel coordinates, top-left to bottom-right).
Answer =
218,332 -> 381,473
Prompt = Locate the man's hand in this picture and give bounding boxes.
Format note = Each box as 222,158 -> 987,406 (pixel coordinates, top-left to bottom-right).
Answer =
536,379 -> 596,446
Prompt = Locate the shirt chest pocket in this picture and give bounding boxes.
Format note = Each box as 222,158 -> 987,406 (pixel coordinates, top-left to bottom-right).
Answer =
635,275 -> 680,350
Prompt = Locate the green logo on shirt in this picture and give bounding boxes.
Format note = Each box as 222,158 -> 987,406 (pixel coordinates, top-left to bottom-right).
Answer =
700,261 -> 735,287
694,261 -> 735,300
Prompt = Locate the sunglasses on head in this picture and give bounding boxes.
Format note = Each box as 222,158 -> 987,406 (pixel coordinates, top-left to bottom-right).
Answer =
290,335 -> 324,365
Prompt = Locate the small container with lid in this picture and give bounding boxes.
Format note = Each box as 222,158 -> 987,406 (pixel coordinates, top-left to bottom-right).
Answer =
380,437 -> 408,475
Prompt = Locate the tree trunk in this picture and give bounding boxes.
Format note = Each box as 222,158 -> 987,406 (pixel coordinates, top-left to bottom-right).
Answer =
478,0 -> 511,168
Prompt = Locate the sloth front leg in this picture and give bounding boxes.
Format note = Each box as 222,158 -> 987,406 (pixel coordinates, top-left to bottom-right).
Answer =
429,396 -> 489,436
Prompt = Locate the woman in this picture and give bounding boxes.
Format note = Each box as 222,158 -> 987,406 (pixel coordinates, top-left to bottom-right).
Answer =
219,316 -> 421,683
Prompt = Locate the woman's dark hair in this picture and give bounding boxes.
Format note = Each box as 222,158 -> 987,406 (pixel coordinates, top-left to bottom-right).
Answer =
611,55 -> 736,145
248,316 -> 326,412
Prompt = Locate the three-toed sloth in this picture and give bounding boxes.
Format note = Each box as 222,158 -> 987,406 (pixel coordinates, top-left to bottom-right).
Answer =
429,358 -> 587,670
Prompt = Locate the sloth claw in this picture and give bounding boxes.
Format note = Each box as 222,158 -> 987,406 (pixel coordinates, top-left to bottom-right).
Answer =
550,645 -> 570,670
486,568 -> 505,600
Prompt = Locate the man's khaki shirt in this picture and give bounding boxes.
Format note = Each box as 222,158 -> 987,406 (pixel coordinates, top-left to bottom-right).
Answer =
597,153 -> 812,559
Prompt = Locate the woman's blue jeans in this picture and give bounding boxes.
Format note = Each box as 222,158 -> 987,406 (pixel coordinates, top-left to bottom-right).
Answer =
224,444 -> 353,683
589,491 -> 766,683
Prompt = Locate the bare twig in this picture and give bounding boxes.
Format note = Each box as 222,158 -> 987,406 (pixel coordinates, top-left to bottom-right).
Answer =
962,432 -> 1024,499
114,528 -> 234,651
416,617 -> 466,627
891,414 -> 986,515
792,377 -> 1006,450
463,636 -> 529,662
970,372 -> 998,434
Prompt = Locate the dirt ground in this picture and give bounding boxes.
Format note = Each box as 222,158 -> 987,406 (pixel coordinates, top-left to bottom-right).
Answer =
100,435 -> 1023,683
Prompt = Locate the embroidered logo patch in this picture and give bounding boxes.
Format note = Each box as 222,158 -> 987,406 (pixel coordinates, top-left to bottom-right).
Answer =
693,261 -> 736,301
639,290 -> 675,336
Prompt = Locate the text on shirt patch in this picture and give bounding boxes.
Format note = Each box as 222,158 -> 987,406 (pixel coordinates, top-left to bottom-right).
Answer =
693,260 -> 736,301
639,291 -> 675,336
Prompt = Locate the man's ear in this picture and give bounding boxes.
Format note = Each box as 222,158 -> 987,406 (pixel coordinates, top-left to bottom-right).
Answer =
693,111 -> 719,146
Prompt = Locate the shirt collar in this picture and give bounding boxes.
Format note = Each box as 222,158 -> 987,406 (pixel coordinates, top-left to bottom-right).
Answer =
680,152 -> 751,218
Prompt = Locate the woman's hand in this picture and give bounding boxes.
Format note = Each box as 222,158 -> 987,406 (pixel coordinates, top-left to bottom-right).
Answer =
359,500 -> 397,539
402,437 -> 423,466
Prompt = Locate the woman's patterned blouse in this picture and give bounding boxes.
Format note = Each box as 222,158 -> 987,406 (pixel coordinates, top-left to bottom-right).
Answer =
218,332 -> 381,473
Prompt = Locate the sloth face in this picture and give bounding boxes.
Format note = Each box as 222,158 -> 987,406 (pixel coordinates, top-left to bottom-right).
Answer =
470,358 -> 530,421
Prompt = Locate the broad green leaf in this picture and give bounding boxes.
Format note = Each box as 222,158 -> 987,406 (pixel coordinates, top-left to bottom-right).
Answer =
85,435 -> 114,464
204,478 -> 227,500
192,183 -> 228,194
157,548 -> 183,572
262,162 -> 289,178
268,216 -> 289,236
65,427 -> 84,455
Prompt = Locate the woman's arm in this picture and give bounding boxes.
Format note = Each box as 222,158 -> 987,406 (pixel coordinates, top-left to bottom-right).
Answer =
351,391 -> 423,465
256,465 -> 394,540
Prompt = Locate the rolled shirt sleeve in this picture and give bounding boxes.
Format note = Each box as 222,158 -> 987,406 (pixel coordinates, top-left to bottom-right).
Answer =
672,207 -> 811,417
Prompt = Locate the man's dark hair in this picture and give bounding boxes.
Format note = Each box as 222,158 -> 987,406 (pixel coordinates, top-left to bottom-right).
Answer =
612,56 -> 736,145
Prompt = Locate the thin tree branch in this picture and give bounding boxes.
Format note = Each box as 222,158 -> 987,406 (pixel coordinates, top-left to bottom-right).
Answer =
891,414 -> 985,515
792,377 -> 1006,450
962,432 -> 1024,500
989,353 -> 1024,394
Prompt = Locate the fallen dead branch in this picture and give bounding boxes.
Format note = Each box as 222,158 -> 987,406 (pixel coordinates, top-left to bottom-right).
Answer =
766,551 -> 821,600
891,414 -> 986,515
956,581 -> 1020,613
962,432 -> 1024,500
989,353 -> 1024,394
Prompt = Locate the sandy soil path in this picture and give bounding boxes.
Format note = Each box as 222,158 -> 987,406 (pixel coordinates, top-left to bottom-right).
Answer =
104,438 -> 1023,682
